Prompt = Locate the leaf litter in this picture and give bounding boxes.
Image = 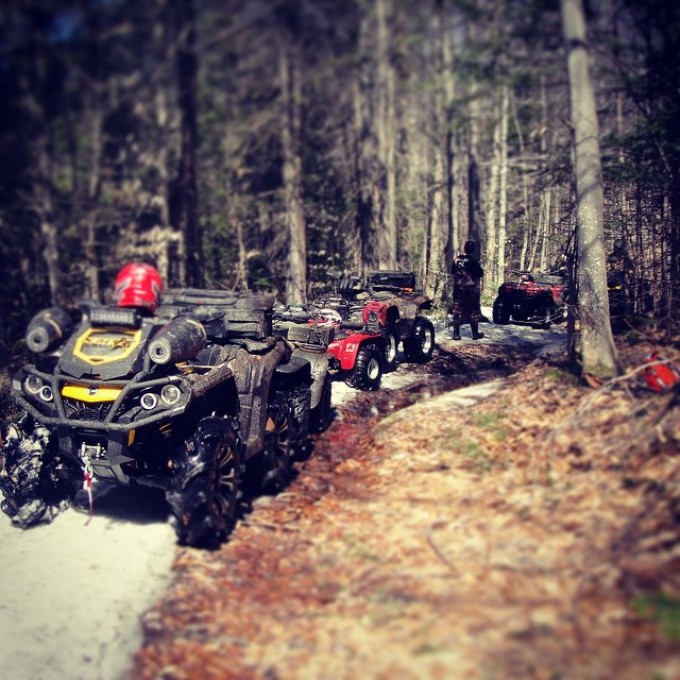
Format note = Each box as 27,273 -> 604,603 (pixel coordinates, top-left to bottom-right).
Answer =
132,336 -> 680,680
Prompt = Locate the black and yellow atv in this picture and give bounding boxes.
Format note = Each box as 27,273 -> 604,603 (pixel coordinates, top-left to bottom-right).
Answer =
0,289 -> 329,548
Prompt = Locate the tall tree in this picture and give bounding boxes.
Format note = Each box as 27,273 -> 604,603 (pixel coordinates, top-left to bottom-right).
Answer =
561,0 -> 620,378
175,0 -> 202,287
278,2 -> 307,304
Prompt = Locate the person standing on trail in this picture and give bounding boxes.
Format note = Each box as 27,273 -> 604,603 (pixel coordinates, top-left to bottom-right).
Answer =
450,240 -> 484,341
606,238 -> 635,328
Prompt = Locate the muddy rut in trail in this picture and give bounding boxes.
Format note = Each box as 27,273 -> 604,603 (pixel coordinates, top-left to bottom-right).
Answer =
132,340 -> 680,680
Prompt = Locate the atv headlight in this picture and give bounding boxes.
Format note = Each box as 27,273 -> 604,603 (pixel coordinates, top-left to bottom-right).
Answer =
140,393 -> 159,410
24,375 -> 44,395
39,385 -> 54,402
160,384 -> 182,406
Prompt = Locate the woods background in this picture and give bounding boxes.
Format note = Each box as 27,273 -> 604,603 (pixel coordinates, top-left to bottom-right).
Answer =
0,0 -> 678,365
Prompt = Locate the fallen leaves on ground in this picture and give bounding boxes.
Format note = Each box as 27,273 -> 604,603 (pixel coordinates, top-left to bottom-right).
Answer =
132,339 -> 680,680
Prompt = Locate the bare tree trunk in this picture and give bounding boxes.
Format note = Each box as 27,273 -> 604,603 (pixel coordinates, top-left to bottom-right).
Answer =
353,0 -> 394,274
423,7 -> 448,301
511,91 -> 531,273
354,16 -> 377,275
484,97 -> 500,295
37,142 -> 63,306
280,38 -> 307,304
497,84 -> 509,285
175,0 -> 202,287
468,84 -> 484,248
386,64 -> 397,268
84,107 -> 103,301
25,18 -> 63,306
376,0 -> 396,269
527,193 -> 542,272
561,0 -> 620,378
540,187 -> 551,271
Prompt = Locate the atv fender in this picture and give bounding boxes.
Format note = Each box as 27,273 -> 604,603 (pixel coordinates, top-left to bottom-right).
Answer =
291,349 -> 330,412
328,333 -> 383,371
225,339 -> 290,459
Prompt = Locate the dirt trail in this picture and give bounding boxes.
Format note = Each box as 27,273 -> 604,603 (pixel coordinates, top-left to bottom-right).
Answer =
131,332 -> 680,680
0,315 -> 555,680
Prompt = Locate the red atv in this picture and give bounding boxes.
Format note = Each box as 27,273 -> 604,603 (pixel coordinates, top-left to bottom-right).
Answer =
274,305 -> 387,391
492,272 -> 567,328
326,320 -> 386,391
312,270 -> 435,374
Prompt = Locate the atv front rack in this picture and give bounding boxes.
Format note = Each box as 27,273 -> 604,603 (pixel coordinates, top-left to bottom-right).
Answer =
13,365 -> 199,432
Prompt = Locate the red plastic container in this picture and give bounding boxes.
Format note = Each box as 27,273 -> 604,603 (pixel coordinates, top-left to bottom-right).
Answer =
643,352 -> 680,393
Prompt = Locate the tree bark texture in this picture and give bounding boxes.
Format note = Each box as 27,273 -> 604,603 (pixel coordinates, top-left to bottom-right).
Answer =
484,95 -> 501,296
175,0 -> 203,288
280,37 -> 307,305
497,84 -> 509,286
354,0 -> 393,275
561,0 -> 620,377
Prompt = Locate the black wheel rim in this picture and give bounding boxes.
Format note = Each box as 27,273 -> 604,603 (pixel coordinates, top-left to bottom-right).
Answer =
266,402 -> 291,477
214,442 -> 238,516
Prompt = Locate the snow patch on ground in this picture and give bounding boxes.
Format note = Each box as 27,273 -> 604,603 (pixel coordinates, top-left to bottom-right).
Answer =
0,488 -> 176,680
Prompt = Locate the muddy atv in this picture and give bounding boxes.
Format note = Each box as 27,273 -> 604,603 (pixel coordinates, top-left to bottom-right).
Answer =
309,270 -> 435,372
272,311 -> 334,432
363,270 -> 435,369
274,306 -> 386,392
0,289 -> 325,549
492,272 -> 566,328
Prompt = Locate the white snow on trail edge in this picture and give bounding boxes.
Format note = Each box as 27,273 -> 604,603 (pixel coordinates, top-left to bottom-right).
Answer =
0,492 -> 176,680
0,307 -> 566,680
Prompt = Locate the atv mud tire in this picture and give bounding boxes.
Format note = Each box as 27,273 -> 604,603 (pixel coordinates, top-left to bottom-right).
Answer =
349,344 -> 383,391
532,296 -> 556,329
382,331 -> 399,371
167,415 -> 242,548
0,422 -> 78,528
403,318 -> 435,363
492,298 -> 510,324
257,393 -> 295,492
310,374 -> 333,434
541,303 -> 557,328
287,384 -> 312,458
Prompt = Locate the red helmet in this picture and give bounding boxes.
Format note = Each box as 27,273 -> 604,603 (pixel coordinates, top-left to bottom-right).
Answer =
114,263 -> 163,313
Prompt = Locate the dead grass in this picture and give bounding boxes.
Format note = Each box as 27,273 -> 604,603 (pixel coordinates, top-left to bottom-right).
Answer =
132,337 -> 680,680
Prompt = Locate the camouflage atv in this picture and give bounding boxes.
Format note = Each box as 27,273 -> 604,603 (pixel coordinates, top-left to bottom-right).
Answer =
272,311 -> 334,430
0,289 -> 328,548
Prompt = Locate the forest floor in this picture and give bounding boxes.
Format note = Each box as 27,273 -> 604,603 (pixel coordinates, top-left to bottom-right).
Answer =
131,320 -> 680,680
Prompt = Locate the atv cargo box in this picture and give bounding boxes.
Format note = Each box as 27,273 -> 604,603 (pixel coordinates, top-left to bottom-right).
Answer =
162,288 -> 273,339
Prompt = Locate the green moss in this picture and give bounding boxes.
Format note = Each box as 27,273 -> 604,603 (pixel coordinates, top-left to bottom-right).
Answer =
545,367 -> 580,385
342,534 -> 382,562
633,593 -> 680,641
460,439 -> 493,474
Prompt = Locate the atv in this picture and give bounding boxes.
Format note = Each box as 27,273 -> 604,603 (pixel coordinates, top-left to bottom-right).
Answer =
363,270 -> 435,369
310,270 -> 435,373
274,306 -> 386,392
272,310 -> 334,432
492,272 -> 567,327
0,289 -> 327,548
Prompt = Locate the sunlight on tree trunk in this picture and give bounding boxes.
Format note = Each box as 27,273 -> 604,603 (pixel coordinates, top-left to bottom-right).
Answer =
280,38 -> 307,304
497,84 -> 509,287
376,0 -> 396,270
484,96 -> 500,297
561,0 -> 621,379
